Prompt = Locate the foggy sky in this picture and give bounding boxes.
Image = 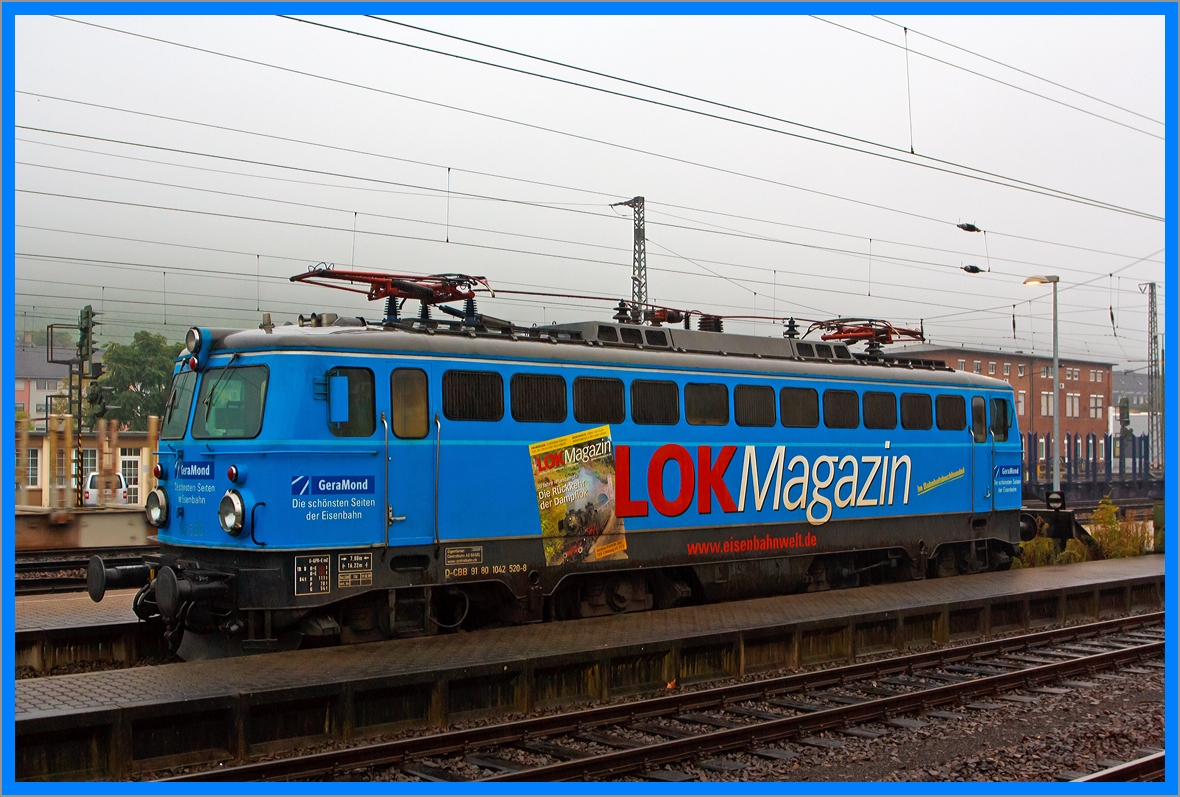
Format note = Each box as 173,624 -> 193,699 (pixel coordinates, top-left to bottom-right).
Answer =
13,13 -> 1168,369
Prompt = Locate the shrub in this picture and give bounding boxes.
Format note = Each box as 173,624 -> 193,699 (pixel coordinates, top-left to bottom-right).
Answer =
1056,538 -> 1092,565
1017,533 -> 1058,569
1089,496 -> 1151,559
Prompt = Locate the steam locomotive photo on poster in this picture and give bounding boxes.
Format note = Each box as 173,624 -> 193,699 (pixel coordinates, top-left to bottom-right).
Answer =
88,267 -> 1028,660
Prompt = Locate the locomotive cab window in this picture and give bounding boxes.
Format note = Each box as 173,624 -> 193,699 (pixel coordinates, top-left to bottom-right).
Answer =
327,367 -> 375,437
780,387 -> 819,428
443,371 -> 504,421
971,396 -> 988,443
823,390 -> 859,429
735,385 -> 775,427
935,395 -> 967,431
391,368 -> 429,439
511,374 -> 567,423
160,371 -> 197,439
574,377 -> 625,424
631,380 -> 679,425
900,393 -> 933,430
685,383 -> 728,426
191,365 -> 269,440
991,398 -> 1011,442
863,391 -> 897,430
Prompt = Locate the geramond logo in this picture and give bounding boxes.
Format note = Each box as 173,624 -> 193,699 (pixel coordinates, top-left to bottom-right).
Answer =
176,462 -> 213,480
615,445 -> 912,526
292,476 -> 374,495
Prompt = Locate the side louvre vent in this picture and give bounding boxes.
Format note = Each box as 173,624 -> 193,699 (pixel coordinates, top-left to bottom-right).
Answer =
442,371 -> 504,421
510,374 -> 567,423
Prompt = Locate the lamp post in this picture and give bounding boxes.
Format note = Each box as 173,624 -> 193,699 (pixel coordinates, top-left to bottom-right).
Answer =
1025,275 -> 1061,492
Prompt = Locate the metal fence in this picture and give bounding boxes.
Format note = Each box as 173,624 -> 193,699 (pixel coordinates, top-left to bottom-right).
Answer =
1024,431 -> 1154,492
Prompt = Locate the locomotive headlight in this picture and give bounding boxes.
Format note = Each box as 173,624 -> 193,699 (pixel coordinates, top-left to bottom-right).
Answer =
219,490 -> 246,535
145,488 -> 169,527
186,326 -> 203,354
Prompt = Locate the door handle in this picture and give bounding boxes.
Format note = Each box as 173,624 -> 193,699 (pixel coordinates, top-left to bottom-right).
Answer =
387,507 -> 406,524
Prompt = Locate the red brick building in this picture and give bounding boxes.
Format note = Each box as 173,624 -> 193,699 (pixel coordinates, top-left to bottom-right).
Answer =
897,345 -> 1115,458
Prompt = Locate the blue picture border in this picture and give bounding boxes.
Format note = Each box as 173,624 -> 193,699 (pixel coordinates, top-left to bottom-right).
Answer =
2,2 -> 1175,794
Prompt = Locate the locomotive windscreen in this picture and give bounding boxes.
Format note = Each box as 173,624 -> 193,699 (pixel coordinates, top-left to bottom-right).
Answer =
160,371 -> 198,440
191,365 -> 269,439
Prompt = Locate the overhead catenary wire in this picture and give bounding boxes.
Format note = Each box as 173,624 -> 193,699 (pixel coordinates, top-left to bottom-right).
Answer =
18,152 -> 1161,356
17,285 -> 1138,363
18,138 -> 1162,315
20,268 -> 1132,361
903,27 -> 915,154
814,16 -> 1164,140
358,15 -> 1161,215
18,130 -> 1167,281
12,160 -> 988,281
48,16 -> 1165,222
17,92 -> 1168,265
20,182 -> 1151,324
17,248 -> 1152,338
872,16 -> 1164,125
15,155 -> 1164,292
5,162 -> 993,284
286,14 -> 1161,219
19,220 -> 1155,325
921,247 -> 1163,323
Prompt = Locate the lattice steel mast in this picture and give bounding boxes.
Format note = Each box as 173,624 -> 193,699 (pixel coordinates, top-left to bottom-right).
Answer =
1141,281 -> 1161,470
612,196 -> 646,322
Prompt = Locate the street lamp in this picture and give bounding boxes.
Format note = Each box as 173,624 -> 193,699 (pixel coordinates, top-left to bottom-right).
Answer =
1025,275 -> 1061,492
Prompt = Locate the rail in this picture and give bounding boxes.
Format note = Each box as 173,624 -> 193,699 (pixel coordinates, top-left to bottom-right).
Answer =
15,545 -> 156,595
1074,752 -> 1165,782
163,612 -> 1163,782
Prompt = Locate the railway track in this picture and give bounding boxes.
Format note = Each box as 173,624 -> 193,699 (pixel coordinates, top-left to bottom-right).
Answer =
15,576 -> 89,596
15,545 -> 155,595
164,612 -> 1163,783
1074,751 -> 1165,782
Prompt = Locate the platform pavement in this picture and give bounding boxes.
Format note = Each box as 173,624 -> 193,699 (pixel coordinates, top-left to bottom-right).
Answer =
16,588 -> 141,631
16,555 -> 1163,721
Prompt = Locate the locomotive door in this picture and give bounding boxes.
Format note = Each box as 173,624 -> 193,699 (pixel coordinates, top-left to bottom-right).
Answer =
970,395 -> 994,514
386,366 -> 436,547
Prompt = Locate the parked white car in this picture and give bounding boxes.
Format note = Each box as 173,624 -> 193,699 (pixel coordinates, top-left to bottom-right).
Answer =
82,472 -> 128,506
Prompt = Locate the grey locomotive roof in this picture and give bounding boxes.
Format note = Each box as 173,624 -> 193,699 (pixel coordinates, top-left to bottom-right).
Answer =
205,319 -> 1011,389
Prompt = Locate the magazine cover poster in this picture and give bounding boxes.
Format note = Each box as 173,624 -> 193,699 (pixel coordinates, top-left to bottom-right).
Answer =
529,425 -> 627,566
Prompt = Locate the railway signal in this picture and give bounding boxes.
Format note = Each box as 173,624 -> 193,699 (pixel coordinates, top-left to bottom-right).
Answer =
77,304 -> 98,364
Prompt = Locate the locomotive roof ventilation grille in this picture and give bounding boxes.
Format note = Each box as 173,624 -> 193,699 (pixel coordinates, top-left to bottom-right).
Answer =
571,323 -> 946,371
283,314 -> 943,371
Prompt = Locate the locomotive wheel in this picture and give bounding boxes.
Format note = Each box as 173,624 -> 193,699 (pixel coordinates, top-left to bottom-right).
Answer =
606,578 -> 633,612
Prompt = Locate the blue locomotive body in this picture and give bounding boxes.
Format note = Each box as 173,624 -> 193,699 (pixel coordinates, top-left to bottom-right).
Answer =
93,318 -> 1024,657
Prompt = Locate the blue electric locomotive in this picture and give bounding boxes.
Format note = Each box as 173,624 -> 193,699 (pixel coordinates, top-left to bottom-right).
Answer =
89,271 -> 1024,659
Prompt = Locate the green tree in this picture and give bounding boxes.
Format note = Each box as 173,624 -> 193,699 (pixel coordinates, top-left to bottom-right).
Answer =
85,332 -> 184,431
